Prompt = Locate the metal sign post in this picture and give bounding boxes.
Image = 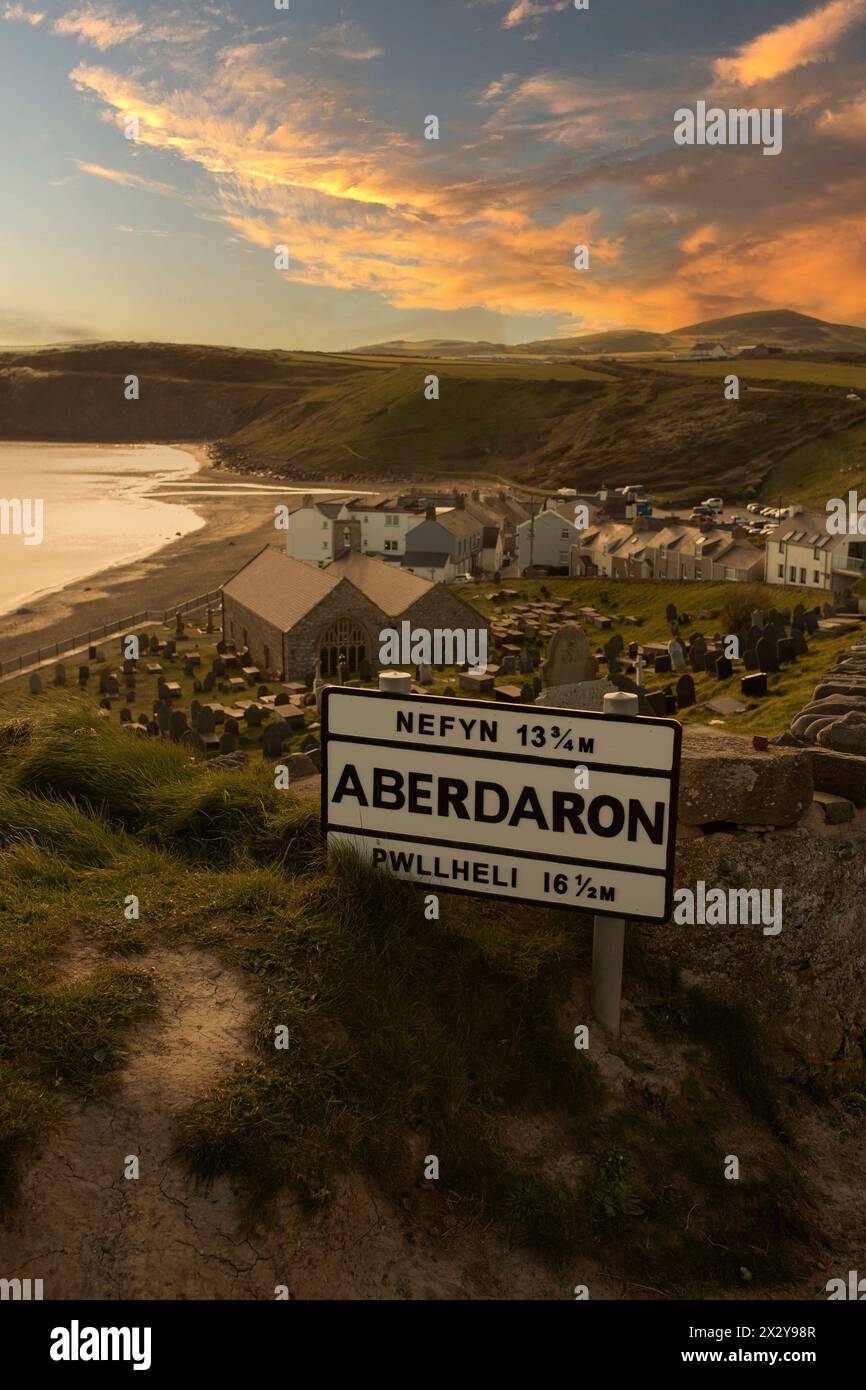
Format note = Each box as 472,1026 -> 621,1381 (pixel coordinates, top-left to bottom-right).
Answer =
591,690 -> 640,1037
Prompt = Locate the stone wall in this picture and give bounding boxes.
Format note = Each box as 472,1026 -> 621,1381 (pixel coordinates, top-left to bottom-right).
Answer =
283,580 -> 390,682
638,725 -> 866,1093
221,595 -> 283,674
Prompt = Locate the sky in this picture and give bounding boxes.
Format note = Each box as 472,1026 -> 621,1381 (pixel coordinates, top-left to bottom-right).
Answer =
1,0 -> 865,350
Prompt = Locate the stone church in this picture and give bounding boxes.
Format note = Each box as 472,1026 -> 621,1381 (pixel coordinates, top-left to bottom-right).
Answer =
221,547 -> 486,681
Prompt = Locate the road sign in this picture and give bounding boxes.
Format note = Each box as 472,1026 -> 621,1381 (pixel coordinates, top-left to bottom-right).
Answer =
321,688 -> 681,921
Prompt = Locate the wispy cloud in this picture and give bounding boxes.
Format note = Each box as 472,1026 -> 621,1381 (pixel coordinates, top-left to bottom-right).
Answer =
3,3 -> 45,24
500,0 -> 571,31
309,23 -> 383,63
55,2 -> 143,50
714,0 -> 866,85
74,158 -> 180,199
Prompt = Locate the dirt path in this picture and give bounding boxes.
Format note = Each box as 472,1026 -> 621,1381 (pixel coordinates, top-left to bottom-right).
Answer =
0,941 -> 575,1300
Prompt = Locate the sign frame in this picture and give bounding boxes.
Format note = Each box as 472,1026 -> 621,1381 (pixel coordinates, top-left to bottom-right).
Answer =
320,687 -> 682,923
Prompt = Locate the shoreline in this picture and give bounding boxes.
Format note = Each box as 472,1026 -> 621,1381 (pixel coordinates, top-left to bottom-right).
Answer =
0,440 -> 510,667
0,443 -> 323,665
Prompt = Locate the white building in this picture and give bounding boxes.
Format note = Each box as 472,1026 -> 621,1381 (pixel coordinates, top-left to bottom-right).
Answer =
285,498 -> 354,567
763,512 -> 866,592
347,497 -> 426,560
516,506 -> 583,574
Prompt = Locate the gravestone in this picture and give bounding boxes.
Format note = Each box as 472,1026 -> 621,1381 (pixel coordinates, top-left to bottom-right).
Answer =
417,662 -> 433,685
792,604 -> 806,631
138,713 -> 148,727
206,607 -> 215,634
78,665 -> 89,687
715,655 -> 733,680
218,732 -> 237,754
184,660 -> 196,678
203,671 -> 215,692
164,640 -> 177,659
756,635 -> 779,673
226,717 -> 240,736
123,658 -> 136,676
781,607 -> 791,625
676,673 -> 696,709
120,708 -> 132,724
532,675 -> 542,696
98,671 -> 111,695
704,650 -> 720,677
520,683 -> 534,703
28,672 -> 43,695
54,663 -> 66,686
654,654 -> 672,674
501,655 -> 517,675
175,610 -> 184,637
541,623 -> 596,689
665,602 -> 677,623
147,720 -> 159,737
262,721 -> 291,759
805,611 -> 819,635
750,609 -> 763,631
107,674 -> 120,696
689,634 -> 707,672
668,639 -> 686,672
246,705 -> 263,727
517,649 -> 533,674
197,707 -> 216,736
157,699 -> 172,734
169,711 -> 188,742
742,648 -> 760,671
628,642 -> 638,660
741,673 -> 768,697
274,692 -> 291,706
193,678 -> 203,694
646,691 -> 668,717
190,699 -> 201,726
791,627 -> 808,657
358,657 -> 374,683
149,636 -> 161,655
99,697 -> 111,710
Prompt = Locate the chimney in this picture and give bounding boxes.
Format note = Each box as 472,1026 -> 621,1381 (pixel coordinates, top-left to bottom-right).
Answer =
471,489 -> 480,502
633,513 -> 649,532
425,505 -> 436,522
456,493 -> 466,510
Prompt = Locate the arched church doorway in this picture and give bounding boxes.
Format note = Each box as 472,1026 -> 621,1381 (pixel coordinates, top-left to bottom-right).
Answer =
318,618 -> 370,677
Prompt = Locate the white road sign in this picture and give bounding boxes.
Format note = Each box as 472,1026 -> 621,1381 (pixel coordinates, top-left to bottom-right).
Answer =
321,689 -> 682,921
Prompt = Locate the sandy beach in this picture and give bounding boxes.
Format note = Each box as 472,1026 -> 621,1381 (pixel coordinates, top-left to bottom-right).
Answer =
0,445 -> 364,666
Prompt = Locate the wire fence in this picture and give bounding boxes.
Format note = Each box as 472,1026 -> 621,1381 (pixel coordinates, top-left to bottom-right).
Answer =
0,590 -> 222,678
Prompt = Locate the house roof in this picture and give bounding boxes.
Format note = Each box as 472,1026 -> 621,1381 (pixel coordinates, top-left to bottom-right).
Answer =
766,513 -> 844,549
222,546 -> 340,630
433,508 -> 483,538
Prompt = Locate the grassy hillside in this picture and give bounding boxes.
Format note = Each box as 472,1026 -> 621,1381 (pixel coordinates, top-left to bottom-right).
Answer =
0,710 -> 828,1293
2,336 -> 865,503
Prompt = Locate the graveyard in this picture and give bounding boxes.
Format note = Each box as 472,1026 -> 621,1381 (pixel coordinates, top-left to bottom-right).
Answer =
2,578 -> 863,748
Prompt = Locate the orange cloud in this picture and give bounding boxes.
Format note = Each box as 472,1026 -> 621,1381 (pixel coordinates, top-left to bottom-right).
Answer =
3,3 -> 45,24
56,3 -> 143,50
714,0 -> 866,85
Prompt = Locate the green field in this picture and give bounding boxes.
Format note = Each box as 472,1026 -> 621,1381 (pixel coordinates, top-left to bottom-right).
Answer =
652,358 -> 866,391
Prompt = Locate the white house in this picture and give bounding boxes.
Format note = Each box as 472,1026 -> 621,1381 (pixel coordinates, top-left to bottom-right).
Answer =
347,496 -> 426,560
285,498 -> 354,567
516,506 -> 583,574
763,512 -> 866,592
402,506 -> 484,582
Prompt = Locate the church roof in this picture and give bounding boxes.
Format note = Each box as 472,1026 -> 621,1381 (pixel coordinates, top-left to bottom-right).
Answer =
324,549 -> 434,614
222,547 -> 340,630
222,546 -> 439,632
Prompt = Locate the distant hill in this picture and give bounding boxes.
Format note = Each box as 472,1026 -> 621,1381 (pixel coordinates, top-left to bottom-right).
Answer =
350,310 -> 866,360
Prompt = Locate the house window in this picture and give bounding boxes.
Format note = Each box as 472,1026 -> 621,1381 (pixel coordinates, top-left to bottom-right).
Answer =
322,520 -> 328,529
724,567 -> 736,581
384,539 -> 398,552
778,564 -> 784,578
789,566 -> 796,582
799,568 -> 806,584
561,529 -> 570,539
813,570 -> 820,583
323,541 -> 328,549
695,565 -> 702,579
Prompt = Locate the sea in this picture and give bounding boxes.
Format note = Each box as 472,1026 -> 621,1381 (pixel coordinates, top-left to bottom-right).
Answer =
0,442 -> 354,619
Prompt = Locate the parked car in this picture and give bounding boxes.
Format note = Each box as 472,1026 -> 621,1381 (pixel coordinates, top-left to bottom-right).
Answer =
702,497 -> 724,509
747,502 -> 762,513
